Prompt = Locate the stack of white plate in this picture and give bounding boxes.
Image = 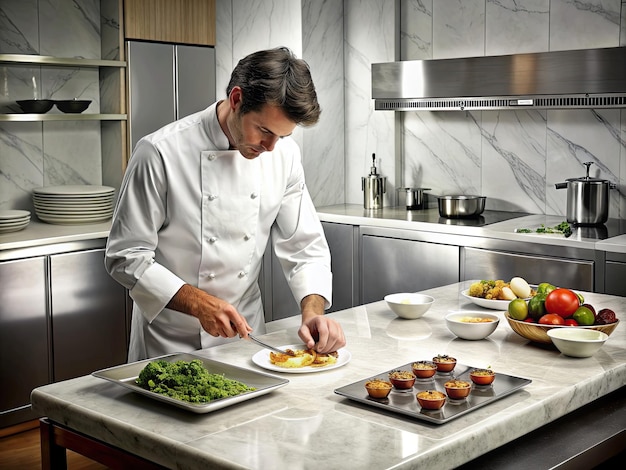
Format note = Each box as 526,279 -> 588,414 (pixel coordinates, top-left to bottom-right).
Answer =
33,185 -> 115,225
0,209 -> 31,233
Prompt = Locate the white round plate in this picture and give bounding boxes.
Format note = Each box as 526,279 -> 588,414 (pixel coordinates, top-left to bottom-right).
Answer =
33,185 -> 115,196
461,289 -> 513,310
252,344 -> 351,374
461,288 -> 533,310
37,214 -> 112,224
0,209 -> 30,220
0,219 -> 30,228
0,223 -> 29,233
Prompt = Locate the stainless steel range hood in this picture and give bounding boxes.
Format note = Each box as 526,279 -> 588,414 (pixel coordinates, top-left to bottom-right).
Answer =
372,47 -> 626,111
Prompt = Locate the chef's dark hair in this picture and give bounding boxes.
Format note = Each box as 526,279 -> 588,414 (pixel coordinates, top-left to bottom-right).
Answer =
226,47 -> 321,126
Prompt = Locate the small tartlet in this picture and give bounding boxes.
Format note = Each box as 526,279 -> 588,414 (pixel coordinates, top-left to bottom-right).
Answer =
432,354 -> 457,373
388,370 -> 416,389
365,379 -> 393,398
444,379 -> 472,399
411,361 -> 437,379
469,368 -> 496,385
416,390 -> 446,410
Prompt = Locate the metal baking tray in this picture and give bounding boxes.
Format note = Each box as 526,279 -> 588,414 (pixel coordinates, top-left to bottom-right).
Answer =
92,352 -> 289,413
335,362 -> 531,424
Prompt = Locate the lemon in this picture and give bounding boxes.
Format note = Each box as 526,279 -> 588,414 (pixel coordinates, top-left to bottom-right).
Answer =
508,298 -> 528,321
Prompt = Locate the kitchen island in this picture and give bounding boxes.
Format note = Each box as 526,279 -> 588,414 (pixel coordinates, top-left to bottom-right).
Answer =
31,281 -> 625,469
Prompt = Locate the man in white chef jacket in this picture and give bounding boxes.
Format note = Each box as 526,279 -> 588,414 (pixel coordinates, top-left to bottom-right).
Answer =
105,47 -> 346,362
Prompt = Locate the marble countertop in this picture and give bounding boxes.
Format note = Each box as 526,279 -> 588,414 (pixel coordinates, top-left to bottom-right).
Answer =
317,204 -> 626,252
31,281 -> 626,469
2,206 -> 625,254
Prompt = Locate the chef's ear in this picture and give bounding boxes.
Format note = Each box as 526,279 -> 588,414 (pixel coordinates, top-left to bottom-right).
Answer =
228,86 -> 243,110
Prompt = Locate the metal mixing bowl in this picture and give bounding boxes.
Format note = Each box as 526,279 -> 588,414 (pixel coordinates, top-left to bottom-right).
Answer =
437,195 -> 486,218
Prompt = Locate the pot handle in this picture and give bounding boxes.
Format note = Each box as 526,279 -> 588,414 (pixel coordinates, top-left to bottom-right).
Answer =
555,182 -> 567,189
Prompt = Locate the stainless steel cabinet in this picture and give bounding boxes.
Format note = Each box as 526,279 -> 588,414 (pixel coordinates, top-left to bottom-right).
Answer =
360,228 -> 460,304
605,252 -> 626,296
50,248 -> 128,382
0,242 -> 129,428
463,246 -> 595,290
0,256 -> 49,427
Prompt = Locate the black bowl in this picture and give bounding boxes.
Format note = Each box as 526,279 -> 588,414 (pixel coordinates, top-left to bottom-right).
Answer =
16,99 -> 55,113
55,100 -> 91,113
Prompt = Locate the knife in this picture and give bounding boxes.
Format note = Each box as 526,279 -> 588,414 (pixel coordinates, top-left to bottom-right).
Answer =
248,334 -> 295,356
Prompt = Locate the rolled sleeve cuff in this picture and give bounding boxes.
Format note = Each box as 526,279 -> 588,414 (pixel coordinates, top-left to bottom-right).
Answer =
289,265 -> 333,310
129,262 -> 186,323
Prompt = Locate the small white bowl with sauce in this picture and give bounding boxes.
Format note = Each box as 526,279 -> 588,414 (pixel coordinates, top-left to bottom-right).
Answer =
445,312 -> 500,340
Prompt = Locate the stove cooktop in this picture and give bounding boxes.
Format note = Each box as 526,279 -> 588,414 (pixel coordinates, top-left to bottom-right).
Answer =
415,210 -> 530,227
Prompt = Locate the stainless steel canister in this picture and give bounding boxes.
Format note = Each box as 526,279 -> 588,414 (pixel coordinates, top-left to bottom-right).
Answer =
555,162 -> 616,226
396,187 -> 430,210
362,153 -> 386,210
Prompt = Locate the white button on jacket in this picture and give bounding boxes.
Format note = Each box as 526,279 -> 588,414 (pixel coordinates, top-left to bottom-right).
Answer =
105,102 -> 332,361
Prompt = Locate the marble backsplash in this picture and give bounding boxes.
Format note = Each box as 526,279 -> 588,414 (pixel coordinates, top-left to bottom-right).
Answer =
1,0 -> 625,223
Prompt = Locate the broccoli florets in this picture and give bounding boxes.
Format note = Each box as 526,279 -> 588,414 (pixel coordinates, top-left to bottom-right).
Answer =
136,359 -> 255,403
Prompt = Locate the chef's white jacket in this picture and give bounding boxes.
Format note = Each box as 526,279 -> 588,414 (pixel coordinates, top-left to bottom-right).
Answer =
105,102 -> 332,361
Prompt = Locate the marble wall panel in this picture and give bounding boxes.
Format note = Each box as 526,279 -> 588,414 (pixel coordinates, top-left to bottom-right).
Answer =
432,0 -> 485,59
0,122 -> 43,212
39,0 -> 100,59
400,0 -> 432,60
480,110 -> 547,213
485,0 -> 549,55
621,109 -> 626,217
0,0 -> 39,54
301,0 -> 345,206
344,0 -> 396,207
549,0 -> 621,51
402,111 -> 483,198
545,109 -> 622,219
42,121 -> 101,187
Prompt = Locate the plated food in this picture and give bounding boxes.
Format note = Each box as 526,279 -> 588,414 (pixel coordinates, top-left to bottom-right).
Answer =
445,312 -> 500,340
268,348 -> 338,368
411,361 -> 437,379
252,345 -> 351,373
388,370 -> 416,390
463,277 -> 535,310
444,380 -> 472,400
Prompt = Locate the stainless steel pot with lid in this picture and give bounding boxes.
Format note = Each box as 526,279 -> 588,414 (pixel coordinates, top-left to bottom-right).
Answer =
555,161 -> 616,226
396,187 -> 430,210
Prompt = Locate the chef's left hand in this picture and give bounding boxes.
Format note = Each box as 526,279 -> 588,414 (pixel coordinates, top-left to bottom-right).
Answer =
298,295 -> 346,353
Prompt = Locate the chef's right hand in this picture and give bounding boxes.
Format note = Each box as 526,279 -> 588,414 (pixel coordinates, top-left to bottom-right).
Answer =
167,284 -> 252,338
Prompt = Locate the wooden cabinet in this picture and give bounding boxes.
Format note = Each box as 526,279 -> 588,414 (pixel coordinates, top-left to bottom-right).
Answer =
124,0 -> 216,45
0,242 -> 129,428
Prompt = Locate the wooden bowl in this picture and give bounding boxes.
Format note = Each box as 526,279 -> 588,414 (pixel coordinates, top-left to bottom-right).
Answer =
505,313 -> 619,344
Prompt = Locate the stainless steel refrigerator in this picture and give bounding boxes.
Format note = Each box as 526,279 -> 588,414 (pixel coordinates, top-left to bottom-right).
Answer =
127,41 -> 216,151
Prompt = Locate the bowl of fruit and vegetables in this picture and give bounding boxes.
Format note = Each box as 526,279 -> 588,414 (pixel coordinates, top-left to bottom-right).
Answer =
505,283 -> 619,344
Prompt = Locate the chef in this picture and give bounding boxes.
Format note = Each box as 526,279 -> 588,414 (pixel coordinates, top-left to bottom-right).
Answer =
105,47 -> 346,362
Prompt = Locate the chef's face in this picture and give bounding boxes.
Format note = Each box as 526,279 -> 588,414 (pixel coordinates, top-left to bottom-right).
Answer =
227,87 -> 296,159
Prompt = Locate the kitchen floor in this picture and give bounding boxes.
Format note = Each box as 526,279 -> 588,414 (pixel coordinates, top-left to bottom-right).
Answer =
0,421 -> 106,469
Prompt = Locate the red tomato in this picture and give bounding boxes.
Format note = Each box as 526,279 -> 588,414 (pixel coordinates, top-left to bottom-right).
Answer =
544,288 -> 580,318
538,313 -> 566,325
564,318 -> 579,326
523,318 -> 535,323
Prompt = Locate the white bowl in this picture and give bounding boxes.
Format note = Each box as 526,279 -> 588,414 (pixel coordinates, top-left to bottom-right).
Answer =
547,328 -> 609,358
384,293 -> 435,319
445,312 -> 500,340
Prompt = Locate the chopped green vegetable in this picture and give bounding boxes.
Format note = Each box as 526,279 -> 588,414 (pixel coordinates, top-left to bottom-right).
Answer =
517,221 -> 572,238
135,359 -> 255,403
